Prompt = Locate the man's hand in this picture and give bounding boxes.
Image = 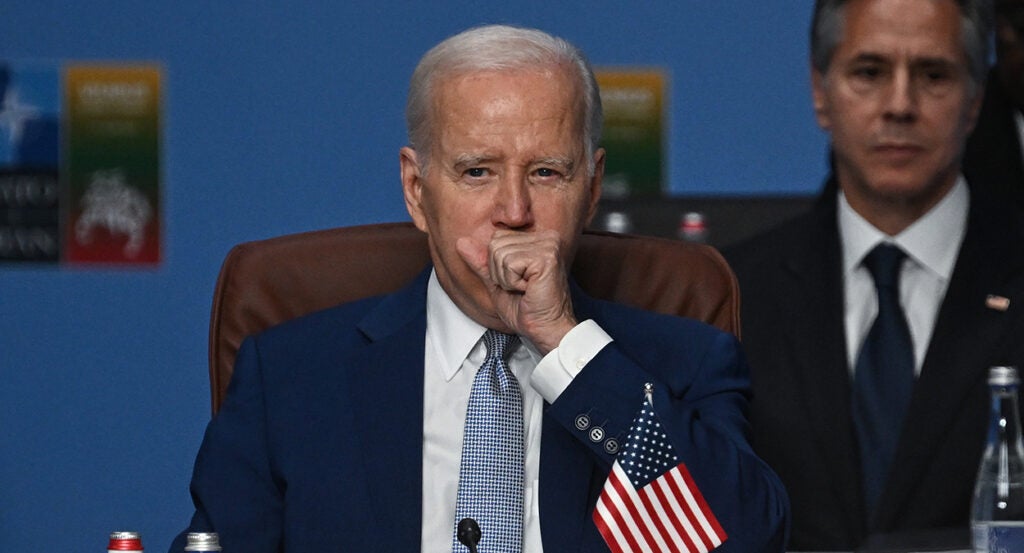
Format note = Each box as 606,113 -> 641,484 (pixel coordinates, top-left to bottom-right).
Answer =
457,229 -> 577,354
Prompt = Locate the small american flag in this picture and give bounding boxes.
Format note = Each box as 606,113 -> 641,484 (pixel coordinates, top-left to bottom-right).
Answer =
593,392 -> 727,553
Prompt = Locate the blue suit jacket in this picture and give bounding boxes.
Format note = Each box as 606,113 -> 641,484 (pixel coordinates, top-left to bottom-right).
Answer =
171,269 -> 788,552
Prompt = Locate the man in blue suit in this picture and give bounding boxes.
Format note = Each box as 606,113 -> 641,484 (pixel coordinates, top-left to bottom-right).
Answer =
170,25 -> 788,552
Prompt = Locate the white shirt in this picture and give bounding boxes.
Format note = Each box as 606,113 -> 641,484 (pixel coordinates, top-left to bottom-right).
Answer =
421,271 -> 613,553
839,177 -> 969,375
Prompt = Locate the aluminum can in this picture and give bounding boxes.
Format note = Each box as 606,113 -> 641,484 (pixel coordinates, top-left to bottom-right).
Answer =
184,532 -> 222,552
107,531 -> 144,552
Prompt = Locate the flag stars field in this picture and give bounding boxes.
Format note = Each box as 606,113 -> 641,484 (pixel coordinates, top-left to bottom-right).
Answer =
593,398 -> 727,553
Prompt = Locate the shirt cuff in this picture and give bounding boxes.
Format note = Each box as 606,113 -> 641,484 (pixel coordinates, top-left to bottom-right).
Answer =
530,319 -> 613,404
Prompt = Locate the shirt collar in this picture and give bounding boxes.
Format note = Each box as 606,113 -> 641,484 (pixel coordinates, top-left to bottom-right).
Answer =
838,176 -> 969,280
426,270 -> 488,382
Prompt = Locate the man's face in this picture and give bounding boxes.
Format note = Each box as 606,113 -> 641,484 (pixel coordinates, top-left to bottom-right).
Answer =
400,67 -> 603,329
812,0 -> 982,223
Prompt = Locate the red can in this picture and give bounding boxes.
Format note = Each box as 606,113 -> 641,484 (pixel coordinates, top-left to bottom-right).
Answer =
107,531 -> 144,552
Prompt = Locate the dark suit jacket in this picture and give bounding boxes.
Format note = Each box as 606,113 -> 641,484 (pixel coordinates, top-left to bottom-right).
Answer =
170,269 -> 788,552
964,68 -> 1024,211
724,182 -> 1024,551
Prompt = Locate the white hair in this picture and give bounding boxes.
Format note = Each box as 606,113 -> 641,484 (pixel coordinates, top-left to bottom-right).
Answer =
405,25 -> 603,175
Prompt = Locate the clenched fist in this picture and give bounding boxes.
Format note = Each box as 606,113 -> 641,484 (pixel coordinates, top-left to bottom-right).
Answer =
456,229 -> 578,354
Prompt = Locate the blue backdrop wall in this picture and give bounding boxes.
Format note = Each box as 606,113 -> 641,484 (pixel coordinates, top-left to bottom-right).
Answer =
1,2 -> 828,551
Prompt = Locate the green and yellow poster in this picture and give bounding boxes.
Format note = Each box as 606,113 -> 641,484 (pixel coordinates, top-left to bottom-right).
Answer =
596,69 -> 667,198
64,65 -> 161,265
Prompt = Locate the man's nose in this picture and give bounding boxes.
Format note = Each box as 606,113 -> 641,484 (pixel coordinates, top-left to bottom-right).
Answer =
883,69 -> 918,123
493,175 -> 533,230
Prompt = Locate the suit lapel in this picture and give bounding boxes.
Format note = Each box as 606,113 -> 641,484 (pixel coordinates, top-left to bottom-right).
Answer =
343,273 -> 614,551
876,194 -> 1024,528
783,198 -> 868,533
348,270 -> 430,551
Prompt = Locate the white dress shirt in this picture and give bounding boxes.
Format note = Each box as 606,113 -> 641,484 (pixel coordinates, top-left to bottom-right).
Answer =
839,177 -> 969,376
421,271 -> 612,553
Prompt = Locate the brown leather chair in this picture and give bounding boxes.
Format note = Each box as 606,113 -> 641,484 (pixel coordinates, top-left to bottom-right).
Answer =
207,222 -> 740,414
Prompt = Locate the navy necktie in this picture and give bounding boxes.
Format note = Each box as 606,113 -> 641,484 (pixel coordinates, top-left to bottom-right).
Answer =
852,243 -> 915,518
452,330 -> 523,553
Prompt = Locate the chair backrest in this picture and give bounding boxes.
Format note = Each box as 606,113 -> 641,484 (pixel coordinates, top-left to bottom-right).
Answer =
208,222 -> 740,414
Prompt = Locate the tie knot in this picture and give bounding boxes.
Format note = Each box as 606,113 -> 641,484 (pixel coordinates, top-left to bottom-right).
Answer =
483,330 -> 519,363
863,243 -> 906,291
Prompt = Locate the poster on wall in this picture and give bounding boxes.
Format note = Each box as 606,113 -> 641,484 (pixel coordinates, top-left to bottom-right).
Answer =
64,65 -> 161,265
0,62 -> 61,262
595,69 -> 667,198
0,61 -> 162,266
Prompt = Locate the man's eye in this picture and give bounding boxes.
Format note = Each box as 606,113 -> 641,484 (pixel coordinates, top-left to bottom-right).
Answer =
536,168 -> 558,178
852,66 -> 882,80
465,168 -> 487,178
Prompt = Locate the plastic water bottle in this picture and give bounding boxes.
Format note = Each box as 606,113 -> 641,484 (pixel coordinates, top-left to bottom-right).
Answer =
971,366 -> 1024,552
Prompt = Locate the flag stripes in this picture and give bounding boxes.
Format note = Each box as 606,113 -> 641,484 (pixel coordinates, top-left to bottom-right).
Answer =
593,392 -> 727,552
593,435 -> 727,552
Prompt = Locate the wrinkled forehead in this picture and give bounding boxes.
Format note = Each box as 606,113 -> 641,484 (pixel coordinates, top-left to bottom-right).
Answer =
837,0 -> 967,58
433,65 -> 581,105
429,67 -> 587,133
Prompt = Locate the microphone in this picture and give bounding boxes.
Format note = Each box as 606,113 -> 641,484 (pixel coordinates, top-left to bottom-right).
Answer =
457,517 -> 481,553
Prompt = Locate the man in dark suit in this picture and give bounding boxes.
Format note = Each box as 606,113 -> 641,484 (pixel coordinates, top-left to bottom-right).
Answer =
725,0 -> 1024,551
964,0 -> 1024,209
170,25 -> 788,552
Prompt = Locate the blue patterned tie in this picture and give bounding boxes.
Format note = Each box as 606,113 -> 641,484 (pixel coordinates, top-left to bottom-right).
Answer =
852,243 -> 914,519
452,330 -> 524,553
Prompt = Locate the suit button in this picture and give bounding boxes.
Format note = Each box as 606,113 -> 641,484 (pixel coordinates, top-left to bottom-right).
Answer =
604,438 -> 620,455
589,426 -> 605,442
574,414 -> 591,431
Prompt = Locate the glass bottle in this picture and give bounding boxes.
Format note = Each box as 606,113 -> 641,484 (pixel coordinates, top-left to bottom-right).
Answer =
677,211 -> 708,244
107,531 -> 143,553
971,366 -> 1024,552
184,532 -> 222,552
601,211 -> 633,234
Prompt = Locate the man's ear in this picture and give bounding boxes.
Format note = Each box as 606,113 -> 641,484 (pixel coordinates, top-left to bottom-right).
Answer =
584,148 -> 605,227
811,66 -> 833,131
400,147 -> 428,232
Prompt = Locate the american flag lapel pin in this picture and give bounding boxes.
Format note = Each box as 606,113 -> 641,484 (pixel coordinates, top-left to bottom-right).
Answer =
986,295 -> 1011,312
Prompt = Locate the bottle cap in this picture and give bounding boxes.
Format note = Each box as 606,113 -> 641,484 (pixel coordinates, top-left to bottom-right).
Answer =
679,211 -> 706,231
988,366 -> 1020,386
677,211 -> 709,243
603,211 -> 632,234
185,532 -> 222,551
108,531 -> 143,551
